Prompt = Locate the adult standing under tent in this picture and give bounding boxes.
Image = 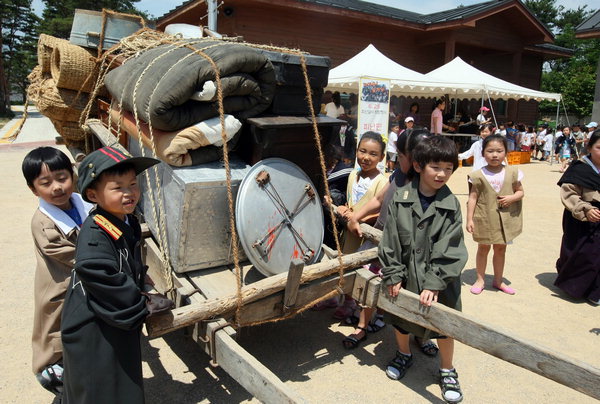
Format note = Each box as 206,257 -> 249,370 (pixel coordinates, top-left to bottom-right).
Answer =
476,106 -> 491,125
421,57 -> 562,131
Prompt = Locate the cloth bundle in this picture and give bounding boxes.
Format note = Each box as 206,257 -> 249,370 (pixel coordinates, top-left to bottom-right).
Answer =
108,107 -> 242,166
104,39 -> 276,132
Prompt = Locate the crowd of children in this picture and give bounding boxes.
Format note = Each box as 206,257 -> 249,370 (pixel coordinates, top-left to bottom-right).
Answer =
23,117 -> 599,403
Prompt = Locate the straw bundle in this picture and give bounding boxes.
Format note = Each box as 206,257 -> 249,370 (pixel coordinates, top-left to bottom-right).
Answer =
37,34 -> 69,74
51,42 -> 98,92
51,119 -> 87,142
26,66 -> 48,103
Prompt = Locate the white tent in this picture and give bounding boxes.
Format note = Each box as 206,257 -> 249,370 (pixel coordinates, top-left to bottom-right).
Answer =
421,57 -> 561,102
326,44 -> 427,93
328,49 -> 561,102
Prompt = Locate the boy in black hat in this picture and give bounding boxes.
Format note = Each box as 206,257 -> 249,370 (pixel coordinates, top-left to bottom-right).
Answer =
60,146 -> 167,403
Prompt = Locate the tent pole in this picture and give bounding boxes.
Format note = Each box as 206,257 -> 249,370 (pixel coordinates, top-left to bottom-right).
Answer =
561,99 -> 571,127
486,89 -> 498,128
551,100 -> 560,166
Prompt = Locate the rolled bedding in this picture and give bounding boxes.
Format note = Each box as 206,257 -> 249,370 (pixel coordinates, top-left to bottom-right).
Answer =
108,107 -> 242,167
104,39 -> 276,132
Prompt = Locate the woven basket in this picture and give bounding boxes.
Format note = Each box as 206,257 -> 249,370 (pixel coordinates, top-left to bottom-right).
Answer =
37,34 -> 69,74
51,119 -> 87,142
36,77 -> 96,122
51,42 -> 98,92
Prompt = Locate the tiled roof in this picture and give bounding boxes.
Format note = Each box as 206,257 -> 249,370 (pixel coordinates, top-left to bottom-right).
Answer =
576,9 -> 600,33
530,43 -> 574,55
159,0 -> 509,24
418,0 -> 509,24
158,0 -> 553,40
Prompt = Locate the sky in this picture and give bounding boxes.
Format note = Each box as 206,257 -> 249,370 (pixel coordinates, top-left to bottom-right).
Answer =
32,0 -> 594,20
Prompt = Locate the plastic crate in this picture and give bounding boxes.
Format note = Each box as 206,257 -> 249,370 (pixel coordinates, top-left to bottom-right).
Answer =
507,151 -> 521,165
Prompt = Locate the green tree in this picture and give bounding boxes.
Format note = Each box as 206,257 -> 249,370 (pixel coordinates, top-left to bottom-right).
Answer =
524,0 -> 562,31
40,0 -> 144,38
526,0 -> 599,120
0,0 -> 40,116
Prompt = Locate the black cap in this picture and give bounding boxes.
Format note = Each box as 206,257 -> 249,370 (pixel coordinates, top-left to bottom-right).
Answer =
78,146 -> 159,202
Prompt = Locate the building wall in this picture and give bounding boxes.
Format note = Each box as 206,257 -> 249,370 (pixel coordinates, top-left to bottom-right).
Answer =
161,0 -> 549,124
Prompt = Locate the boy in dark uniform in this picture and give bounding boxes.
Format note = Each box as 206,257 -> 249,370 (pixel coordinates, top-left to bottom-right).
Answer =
60,146 -> 160,403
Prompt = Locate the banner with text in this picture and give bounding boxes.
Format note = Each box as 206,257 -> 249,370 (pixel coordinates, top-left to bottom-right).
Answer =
357,77 -> 390,172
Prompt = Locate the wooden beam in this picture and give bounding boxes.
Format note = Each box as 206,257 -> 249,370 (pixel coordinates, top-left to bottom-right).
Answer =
359,223 -> 382,243
145,239 -> 307,404
146,248 -> 378,337
86,119 -> 127,153
209,320 -> 307,404
283,259 -> 304,312
351,269 -> 600,401
238,271 -> 355,324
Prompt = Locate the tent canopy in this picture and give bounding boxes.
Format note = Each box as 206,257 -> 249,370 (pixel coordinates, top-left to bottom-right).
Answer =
418,57 -> 561,102
326,47 -> 561,102
326,44 -> 427,93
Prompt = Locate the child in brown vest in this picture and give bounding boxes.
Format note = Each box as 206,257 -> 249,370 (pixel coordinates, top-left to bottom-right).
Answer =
466,134 -> 524,295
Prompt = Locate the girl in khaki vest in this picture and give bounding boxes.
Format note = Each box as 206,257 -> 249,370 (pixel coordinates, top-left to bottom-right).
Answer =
466,134 -> 524,295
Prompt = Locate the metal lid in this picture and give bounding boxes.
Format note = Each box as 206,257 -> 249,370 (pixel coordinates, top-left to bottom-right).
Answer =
236,158 -> 324,276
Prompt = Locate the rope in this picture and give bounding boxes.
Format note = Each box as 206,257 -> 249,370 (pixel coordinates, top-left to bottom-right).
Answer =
235,51 -> 345,328
6,98 -> 30,142
36,28 -> 346,325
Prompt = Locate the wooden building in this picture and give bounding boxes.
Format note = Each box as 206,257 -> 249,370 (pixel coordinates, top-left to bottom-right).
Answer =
156,0 -> 571,125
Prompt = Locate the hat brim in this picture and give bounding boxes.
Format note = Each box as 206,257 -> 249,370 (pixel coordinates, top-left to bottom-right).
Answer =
126,156 -> 160,175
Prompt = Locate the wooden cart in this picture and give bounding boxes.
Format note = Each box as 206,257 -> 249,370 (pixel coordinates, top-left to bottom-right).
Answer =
86,120 -> 600,403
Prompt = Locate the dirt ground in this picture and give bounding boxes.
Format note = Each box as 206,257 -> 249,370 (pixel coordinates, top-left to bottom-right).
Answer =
0,140 -> 598,404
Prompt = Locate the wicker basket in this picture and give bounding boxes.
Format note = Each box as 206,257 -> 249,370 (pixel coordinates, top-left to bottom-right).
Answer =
37,34 -> 69,74
51,42 -> 98,92
51,119 -> 87,142
36,77 -> 96,122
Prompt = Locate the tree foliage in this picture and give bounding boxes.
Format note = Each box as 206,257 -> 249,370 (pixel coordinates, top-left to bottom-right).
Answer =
526,0 -> 599,119
0,0 -> 40,116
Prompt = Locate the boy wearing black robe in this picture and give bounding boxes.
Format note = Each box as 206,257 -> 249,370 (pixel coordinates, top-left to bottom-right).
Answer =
61,147 -> 163,403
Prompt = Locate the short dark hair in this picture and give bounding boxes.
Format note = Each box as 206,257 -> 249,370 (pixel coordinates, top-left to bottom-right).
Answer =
478,123 -> 495,135
588,129 -> 600,150
403,129 -> 431,180
358,131 -> 386,154
481,134 -> 508,155
22,146 -> 73,188
86,162 -> 136,194
412,136 -> 458,172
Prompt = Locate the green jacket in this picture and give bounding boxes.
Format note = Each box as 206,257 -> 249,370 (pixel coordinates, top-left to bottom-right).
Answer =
378,178 -> 467,337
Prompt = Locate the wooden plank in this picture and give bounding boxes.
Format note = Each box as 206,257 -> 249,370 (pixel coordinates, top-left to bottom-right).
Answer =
146,247 -> 378,337
238,271 -> 356,324
350,268 -> 381,307
283,259 -> 304,312
144,237 -> 173,295
185,265 -> 239,299
86,119 -> 127,152
210,320 -> 307,404
353,270 -> 600,400
320,244 -> 338,259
